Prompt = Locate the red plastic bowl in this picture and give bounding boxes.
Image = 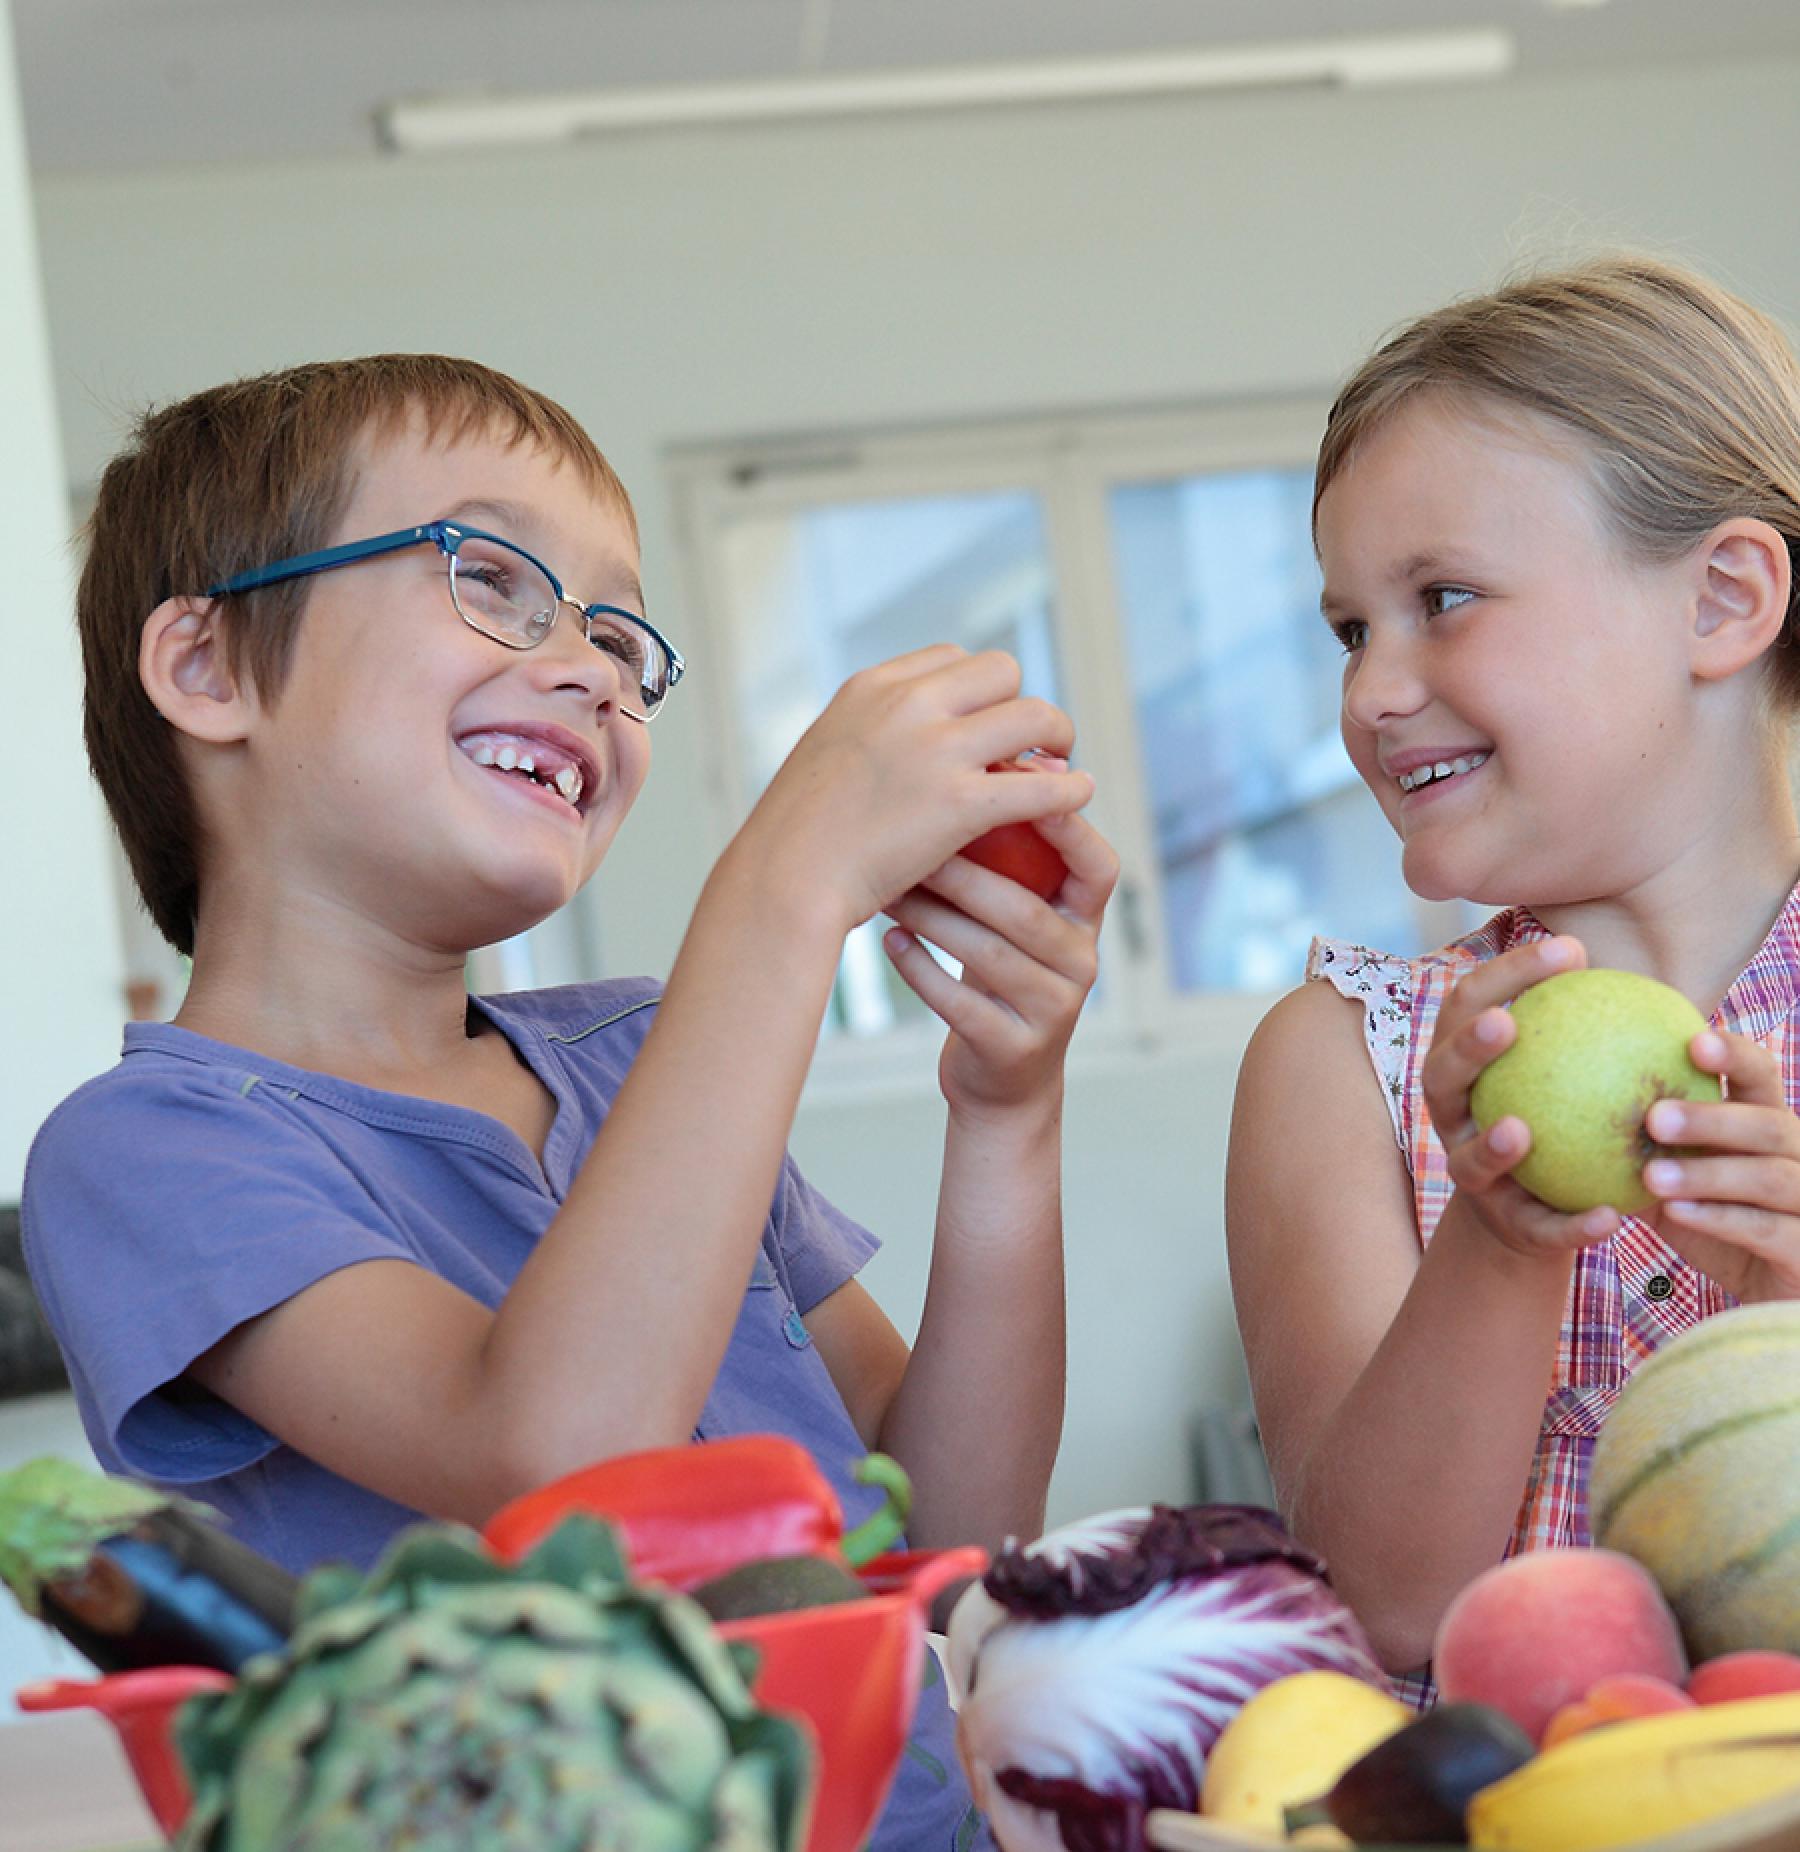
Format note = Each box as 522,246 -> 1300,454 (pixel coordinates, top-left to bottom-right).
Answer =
15,1546 -> 983,1852
18,1664 -> 231,1836
713,1546 -> 983,1852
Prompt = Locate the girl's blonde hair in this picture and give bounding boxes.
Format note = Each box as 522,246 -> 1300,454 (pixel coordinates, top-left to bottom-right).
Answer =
1315,255 -> 1800,710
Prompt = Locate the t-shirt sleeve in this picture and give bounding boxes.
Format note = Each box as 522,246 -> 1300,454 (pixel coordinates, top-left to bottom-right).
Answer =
768,1153 -> 879,1314
22,1071 -> 418,1484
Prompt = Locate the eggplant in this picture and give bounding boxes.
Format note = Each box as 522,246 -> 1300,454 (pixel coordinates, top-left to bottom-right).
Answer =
38,1504 -> 297,1675
1284,1702 -> 1535,1845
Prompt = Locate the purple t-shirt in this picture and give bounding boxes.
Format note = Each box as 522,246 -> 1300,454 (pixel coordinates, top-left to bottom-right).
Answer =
23,978 -> 988,1851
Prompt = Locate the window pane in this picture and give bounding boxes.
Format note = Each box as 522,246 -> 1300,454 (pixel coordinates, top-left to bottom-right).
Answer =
1109,468 -> 1465,991
714,490 -> 1061,1037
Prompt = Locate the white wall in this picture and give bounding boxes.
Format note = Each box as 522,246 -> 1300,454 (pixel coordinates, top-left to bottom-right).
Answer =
0,0 -> 119,1708
0,0 -> 122,1198
14,54 -> 1800,1531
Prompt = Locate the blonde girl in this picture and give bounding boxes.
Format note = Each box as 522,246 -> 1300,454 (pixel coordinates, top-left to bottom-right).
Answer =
1228,257 -> 1800,1688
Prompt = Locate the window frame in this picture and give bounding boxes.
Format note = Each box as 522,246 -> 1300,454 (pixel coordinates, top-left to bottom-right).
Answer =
667,395 -> 1339,1094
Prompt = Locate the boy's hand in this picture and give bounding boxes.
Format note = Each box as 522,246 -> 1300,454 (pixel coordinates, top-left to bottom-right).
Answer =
736,647 -> 1092,936
1641,1030 -> 1800,1302
1424,935 -> 1627,1259
880,793 -> 1117,1118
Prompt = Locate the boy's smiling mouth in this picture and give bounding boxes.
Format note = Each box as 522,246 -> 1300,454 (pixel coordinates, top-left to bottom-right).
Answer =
455,726 -> 597,817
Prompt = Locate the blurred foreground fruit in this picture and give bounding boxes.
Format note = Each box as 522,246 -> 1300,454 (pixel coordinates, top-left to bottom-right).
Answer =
1466,1689 -> 1800,1851
1285,1703 -> 1533,1844
1468,968 -> 1718,1213
1433,1547 -> 1687,1742
1687,1650 -> 1800,1705
1590,1302 -> 1800,1658
1200,1670 -> 1410,1834
1539,1673 -> 1694,1748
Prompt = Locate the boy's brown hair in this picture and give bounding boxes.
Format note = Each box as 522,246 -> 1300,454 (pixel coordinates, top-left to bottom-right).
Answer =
1315,255 -> 1800,714
79,355 -> 635,955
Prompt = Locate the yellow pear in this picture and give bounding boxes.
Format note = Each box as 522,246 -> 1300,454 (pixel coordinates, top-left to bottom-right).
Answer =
1468,968 -> 1720,1214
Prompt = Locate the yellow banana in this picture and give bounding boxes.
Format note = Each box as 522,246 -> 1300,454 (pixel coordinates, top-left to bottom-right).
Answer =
1201,1670 -> 1410,1836
1468,1691 -> 1800,1852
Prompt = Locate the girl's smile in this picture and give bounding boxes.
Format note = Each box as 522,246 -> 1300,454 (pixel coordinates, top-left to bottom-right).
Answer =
1389,748 -> 1492,799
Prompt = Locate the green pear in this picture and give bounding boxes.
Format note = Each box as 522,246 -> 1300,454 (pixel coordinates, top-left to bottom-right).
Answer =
1468,968 -> 1721,1214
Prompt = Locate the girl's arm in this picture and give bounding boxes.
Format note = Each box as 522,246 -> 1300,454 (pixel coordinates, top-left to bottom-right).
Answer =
811,803 -> 1116,1554
1228,943 -> 1599,1673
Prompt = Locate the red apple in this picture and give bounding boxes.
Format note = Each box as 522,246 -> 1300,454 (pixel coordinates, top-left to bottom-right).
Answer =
960,761 -> 1067,899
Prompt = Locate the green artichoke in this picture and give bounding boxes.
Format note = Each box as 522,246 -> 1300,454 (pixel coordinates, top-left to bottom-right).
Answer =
174,1515 -> 812,1852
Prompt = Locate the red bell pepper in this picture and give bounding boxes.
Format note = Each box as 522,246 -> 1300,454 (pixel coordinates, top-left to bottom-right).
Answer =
482,1434 -> 906,1589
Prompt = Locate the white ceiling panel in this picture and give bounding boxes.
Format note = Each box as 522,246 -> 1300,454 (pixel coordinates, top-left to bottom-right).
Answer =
13,0 -> 1800,172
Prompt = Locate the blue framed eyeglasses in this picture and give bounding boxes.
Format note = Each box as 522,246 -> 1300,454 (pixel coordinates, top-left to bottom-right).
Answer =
208,519 -> 685,721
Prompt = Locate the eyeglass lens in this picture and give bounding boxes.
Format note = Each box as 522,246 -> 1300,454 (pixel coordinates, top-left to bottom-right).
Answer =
448,534 -> 664,715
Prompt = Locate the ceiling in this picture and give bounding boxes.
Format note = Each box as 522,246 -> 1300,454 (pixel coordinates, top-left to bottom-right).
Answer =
13,0 -> 1800,174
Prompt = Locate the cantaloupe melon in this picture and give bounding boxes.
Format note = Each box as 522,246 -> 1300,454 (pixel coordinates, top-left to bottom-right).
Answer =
1589,1302 -> 1800,1659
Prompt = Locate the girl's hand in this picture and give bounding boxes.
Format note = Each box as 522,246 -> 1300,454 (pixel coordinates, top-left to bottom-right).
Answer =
1642,1029 -> 1800,1302
1425,934 -> 1625,1258
880,796 -> 1117,1120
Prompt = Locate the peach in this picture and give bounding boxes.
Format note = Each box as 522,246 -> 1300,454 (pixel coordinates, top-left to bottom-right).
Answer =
1686,1650 -> 1800,1705
1539,1696 -> 1603,1748
1433,1547 -> 1689,1743
1540,1673 -> 1694,1745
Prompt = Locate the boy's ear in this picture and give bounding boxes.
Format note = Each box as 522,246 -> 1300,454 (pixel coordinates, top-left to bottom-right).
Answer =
1689,517 -> 1792,684
139,597 -> 257,742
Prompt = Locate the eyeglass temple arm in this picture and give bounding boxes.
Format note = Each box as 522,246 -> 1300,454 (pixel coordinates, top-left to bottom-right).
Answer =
207,524 -> 444,598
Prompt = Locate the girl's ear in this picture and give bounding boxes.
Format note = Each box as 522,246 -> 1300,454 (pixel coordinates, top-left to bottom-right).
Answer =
139,598 -> 256,742
1690,518 -> 1792,684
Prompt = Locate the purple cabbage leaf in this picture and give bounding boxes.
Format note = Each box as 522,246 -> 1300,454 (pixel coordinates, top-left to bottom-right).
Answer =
946,1505 -> 1389,1852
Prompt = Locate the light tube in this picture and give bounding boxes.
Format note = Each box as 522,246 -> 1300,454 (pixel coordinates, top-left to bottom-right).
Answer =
376,28 -> 1517,154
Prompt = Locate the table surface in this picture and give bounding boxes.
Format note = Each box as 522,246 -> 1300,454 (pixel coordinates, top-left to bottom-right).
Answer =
0,1710 -> 161,1852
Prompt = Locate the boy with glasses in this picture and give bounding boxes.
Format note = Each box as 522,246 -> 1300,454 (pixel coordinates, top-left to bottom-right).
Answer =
24,355 -> 1116,1850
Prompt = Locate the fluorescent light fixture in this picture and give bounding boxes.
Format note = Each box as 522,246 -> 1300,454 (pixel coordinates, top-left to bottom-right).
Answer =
376,28 -> 1516,153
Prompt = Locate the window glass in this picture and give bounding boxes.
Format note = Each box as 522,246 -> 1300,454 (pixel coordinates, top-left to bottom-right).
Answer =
715,489 -> 1060,1036
1109,467 -> 1461,990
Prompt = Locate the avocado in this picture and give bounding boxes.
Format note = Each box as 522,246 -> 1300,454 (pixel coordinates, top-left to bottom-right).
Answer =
1286,1702 -> 1535,1844
690,1554 -> 866,1621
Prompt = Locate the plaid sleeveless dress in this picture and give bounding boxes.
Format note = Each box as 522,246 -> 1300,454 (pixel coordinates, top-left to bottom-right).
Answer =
1305,894 -> 1800,1696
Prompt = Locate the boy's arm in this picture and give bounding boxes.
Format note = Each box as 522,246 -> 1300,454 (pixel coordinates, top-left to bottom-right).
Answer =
192,647 -> 1092,1528
809,1102 -> 1066,1555
809,805 -> 1114,1555
191,854 -> 852,1522
1227,972 -> 1579,1674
